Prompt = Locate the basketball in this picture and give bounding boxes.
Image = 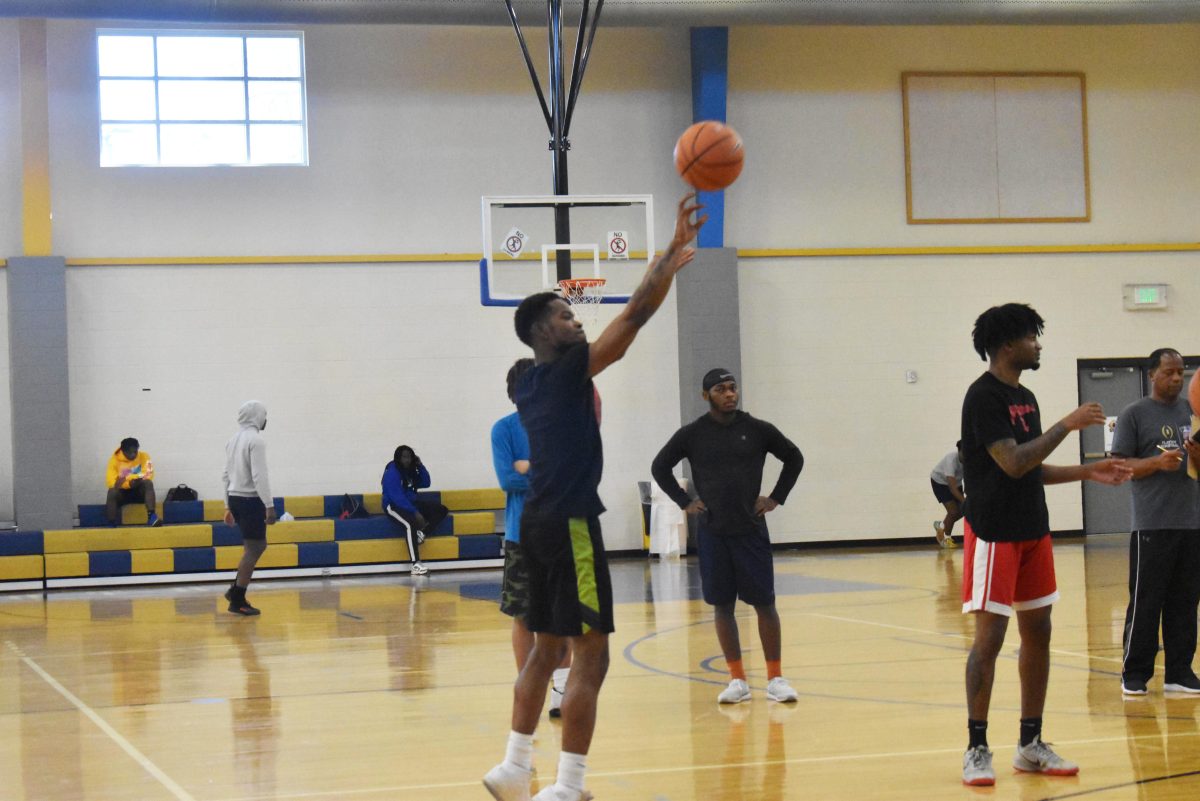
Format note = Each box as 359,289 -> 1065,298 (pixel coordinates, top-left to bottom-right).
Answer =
674,121 -> 744,191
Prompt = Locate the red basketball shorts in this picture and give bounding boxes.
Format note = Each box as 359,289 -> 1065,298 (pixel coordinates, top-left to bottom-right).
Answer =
961,521 -> 1059,617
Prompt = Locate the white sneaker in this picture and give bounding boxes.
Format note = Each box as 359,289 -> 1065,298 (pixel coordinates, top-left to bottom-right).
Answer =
531,784 -> 593,801
717,678 -> 751,704
410,562 -> 428,576
483,762 -> 533,801
766,676 -> 798,703
548,686 -> 563,719
416,530 -> 426,545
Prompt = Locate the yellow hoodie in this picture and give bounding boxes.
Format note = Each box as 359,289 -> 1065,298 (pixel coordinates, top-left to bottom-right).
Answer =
107,447 -> 154,490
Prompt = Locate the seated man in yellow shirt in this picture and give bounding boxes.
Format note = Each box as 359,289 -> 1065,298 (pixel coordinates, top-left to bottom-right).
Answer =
106,437 -> 161,527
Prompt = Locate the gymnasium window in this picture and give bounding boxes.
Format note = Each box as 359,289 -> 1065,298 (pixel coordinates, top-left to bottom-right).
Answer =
98,30 -> 308,167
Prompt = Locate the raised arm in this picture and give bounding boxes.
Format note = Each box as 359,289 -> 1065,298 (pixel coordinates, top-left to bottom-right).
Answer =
588,194 -> 706,378
987,402 -> 1106,479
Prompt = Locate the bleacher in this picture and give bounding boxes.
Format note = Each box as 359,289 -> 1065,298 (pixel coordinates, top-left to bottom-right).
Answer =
0,489 -> 505,591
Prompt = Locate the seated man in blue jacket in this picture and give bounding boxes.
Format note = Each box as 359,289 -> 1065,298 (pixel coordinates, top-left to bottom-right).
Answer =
381,445 -> 449,576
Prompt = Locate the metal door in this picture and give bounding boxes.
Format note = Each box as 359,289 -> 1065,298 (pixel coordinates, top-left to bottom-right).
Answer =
1078,365 -> 1142,534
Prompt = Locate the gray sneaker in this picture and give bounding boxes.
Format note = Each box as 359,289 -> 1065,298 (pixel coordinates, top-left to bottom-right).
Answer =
1013,736 -> 1079,776
717,678 -> 751,704
962,745 -> 994,786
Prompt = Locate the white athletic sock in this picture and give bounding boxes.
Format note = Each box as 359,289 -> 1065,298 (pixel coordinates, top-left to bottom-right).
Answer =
556,751 -> 587,793
553,666 -> 570,692
504,730 -> 535,771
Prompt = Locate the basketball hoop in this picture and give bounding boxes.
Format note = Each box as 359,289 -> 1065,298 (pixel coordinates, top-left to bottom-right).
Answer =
558,278 -> 607,327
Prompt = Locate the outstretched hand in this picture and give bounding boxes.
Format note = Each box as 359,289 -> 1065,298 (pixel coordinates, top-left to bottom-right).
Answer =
1088,458 -> 1133,486
671,192 -> 707,249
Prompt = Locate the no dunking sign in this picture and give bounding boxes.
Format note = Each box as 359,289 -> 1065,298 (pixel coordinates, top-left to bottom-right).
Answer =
503,227 -> 528,259
607,231 -> 629,261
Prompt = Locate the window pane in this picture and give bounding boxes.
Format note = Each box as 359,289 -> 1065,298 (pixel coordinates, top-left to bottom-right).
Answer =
246,37 -> 301,78
161,124 -> 247,165
248,81 -> 302,121
250,124 -> 306,164
100,80 -> 156,120
156,36 -> 244,78
158,80 -> 246,121
98,35 -> 155,77
101,124 -> 158,166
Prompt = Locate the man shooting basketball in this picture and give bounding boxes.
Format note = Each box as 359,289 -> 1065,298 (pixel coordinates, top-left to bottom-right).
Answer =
959,303 -> 1131,786
650,368 -> 804,705
484,193 -> 705,801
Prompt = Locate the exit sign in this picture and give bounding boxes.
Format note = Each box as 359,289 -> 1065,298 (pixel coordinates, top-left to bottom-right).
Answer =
1122,283 -> 1168,310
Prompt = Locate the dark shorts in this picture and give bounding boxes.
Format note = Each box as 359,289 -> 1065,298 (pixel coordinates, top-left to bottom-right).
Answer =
519,513 -> 614,636
114,485 -> 148,504
229,495 -> 267,542
500,541 -> 530,619
698,518 -> 775,607
931,479 -> 958,505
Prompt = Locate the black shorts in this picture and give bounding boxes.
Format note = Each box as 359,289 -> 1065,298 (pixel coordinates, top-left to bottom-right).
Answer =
931,479 -> 958,505
500,541 -> 530,619
228,495 -> 267,541
698,518 -> 775,607
519,513 -> 614,636
115,485 -> 148,504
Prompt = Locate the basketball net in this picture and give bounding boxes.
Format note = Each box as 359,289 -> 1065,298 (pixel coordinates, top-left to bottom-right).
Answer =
558,278 -> 607,327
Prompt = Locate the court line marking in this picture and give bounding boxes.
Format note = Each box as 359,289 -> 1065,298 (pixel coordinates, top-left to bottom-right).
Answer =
806,612 -> 1125,664
213,730 -> 1200,801
4,640 -> 197,801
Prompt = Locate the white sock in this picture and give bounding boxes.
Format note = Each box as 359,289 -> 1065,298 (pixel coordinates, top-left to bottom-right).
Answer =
553,667 -> 570,692
556,751 -> 587,793
504,730 -> 534,771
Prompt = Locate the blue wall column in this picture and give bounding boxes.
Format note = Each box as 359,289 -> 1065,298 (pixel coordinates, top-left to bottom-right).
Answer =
675,27 -> 741,435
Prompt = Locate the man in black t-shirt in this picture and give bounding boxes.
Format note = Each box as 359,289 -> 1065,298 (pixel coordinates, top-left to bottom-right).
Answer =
651,368 -> 804,706
958,303 -> 1131,788
484,194 -> 706,801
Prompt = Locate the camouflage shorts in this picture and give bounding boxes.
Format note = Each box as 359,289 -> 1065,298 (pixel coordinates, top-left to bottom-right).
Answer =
500,540 -> 530,619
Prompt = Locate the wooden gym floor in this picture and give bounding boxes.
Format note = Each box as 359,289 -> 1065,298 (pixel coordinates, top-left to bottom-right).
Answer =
1,533 -> 1198,800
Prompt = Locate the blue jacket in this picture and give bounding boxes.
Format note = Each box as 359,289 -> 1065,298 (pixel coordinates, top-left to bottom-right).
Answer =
381,461 -> 431,515
491,412 -> 530,543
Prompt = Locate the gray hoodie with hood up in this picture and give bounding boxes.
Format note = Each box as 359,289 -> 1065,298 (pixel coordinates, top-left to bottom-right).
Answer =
223,400 -> 272,506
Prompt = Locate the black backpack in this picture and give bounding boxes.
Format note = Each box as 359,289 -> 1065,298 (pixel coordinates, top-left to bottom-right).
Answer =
339,493 -> 369,519
165,484 -> 199,503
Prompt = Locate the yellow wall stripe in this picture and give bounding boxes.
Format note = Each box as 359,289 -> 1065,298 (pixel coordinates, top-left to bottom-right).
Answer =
18,19 -> 52,256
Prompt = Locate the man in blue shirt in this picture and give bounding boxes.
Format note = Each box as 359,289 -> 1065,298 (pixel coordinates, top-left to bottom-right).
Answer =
485,193 -> 705,801
492,357 -> 570,718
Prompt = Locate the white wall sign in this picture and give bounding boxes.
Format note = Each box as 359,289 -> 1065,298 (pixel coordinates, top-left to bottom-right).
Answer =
502,227 -> 527,258
606,230 -> 629,261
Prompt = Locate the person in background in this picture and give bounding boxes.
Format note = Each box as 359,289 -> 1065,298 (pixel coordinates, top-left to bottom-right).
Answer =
222,401 -> 275,616
930,441 -> 965,547
382,445 -> 449,576
106,437 -> 160,527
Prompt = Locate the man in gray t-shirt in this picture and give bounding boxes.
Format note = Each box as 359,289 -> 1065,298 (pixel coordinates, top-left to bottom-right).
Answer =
1111,349 -> 1200,695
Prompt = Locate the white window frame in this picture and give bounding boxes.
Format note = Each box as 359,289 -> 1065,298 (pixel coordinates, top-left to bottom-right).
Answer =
98,28 -> 309,167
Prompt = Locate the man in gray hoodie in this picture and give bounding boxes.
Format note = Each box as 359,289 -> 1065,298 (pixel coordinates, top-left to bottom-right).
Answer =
222,400 -> 275,616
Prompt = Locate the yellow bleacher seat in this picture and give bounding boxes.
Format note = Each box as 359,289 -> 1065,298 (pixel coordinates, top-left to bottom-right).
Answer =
283,496 -> 325,518
0,555 -> 44,580
452,512 -> 496,536
338,539 -> 407,564
214,544 -> 298,570
131,549 -> 174,574
45,552 -> 90,578
362,493 -> 383,515
203,499 -> 227,521
121,503 -> 165,525
266,519 -> 334,544
421,537 -> 459,561
43,525 -> 213,554
440,488 -> 506,511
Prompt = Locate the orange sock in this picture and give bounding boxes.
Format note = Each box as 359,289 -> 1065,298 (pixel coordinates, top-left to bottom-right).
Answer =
728,659 -> 746,681
766,660 -> 782,680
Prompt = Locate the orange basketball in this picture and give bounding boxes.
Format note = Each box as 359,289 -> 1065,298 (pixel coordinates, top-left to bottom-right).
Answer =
1189,369 -> 1200,420
674,121 -> 744,191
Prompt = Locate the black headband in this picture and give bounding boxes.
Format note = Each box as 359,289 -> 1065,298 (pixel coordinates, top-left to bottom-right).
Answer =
702,368 -> 735,392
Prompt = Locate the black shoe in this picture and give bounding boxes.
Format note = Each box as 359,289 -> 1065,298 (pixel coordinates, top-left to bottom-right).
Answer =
224,584 -> 237,602
228,597 -> 261,616
1122,677 -> 1149,696
1164,674 -> 1200,694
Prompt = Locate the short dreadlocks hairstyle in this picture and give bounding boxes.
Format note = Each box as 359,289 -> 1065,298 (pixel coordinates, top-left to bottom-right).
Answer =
971,303 -> 1045,361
